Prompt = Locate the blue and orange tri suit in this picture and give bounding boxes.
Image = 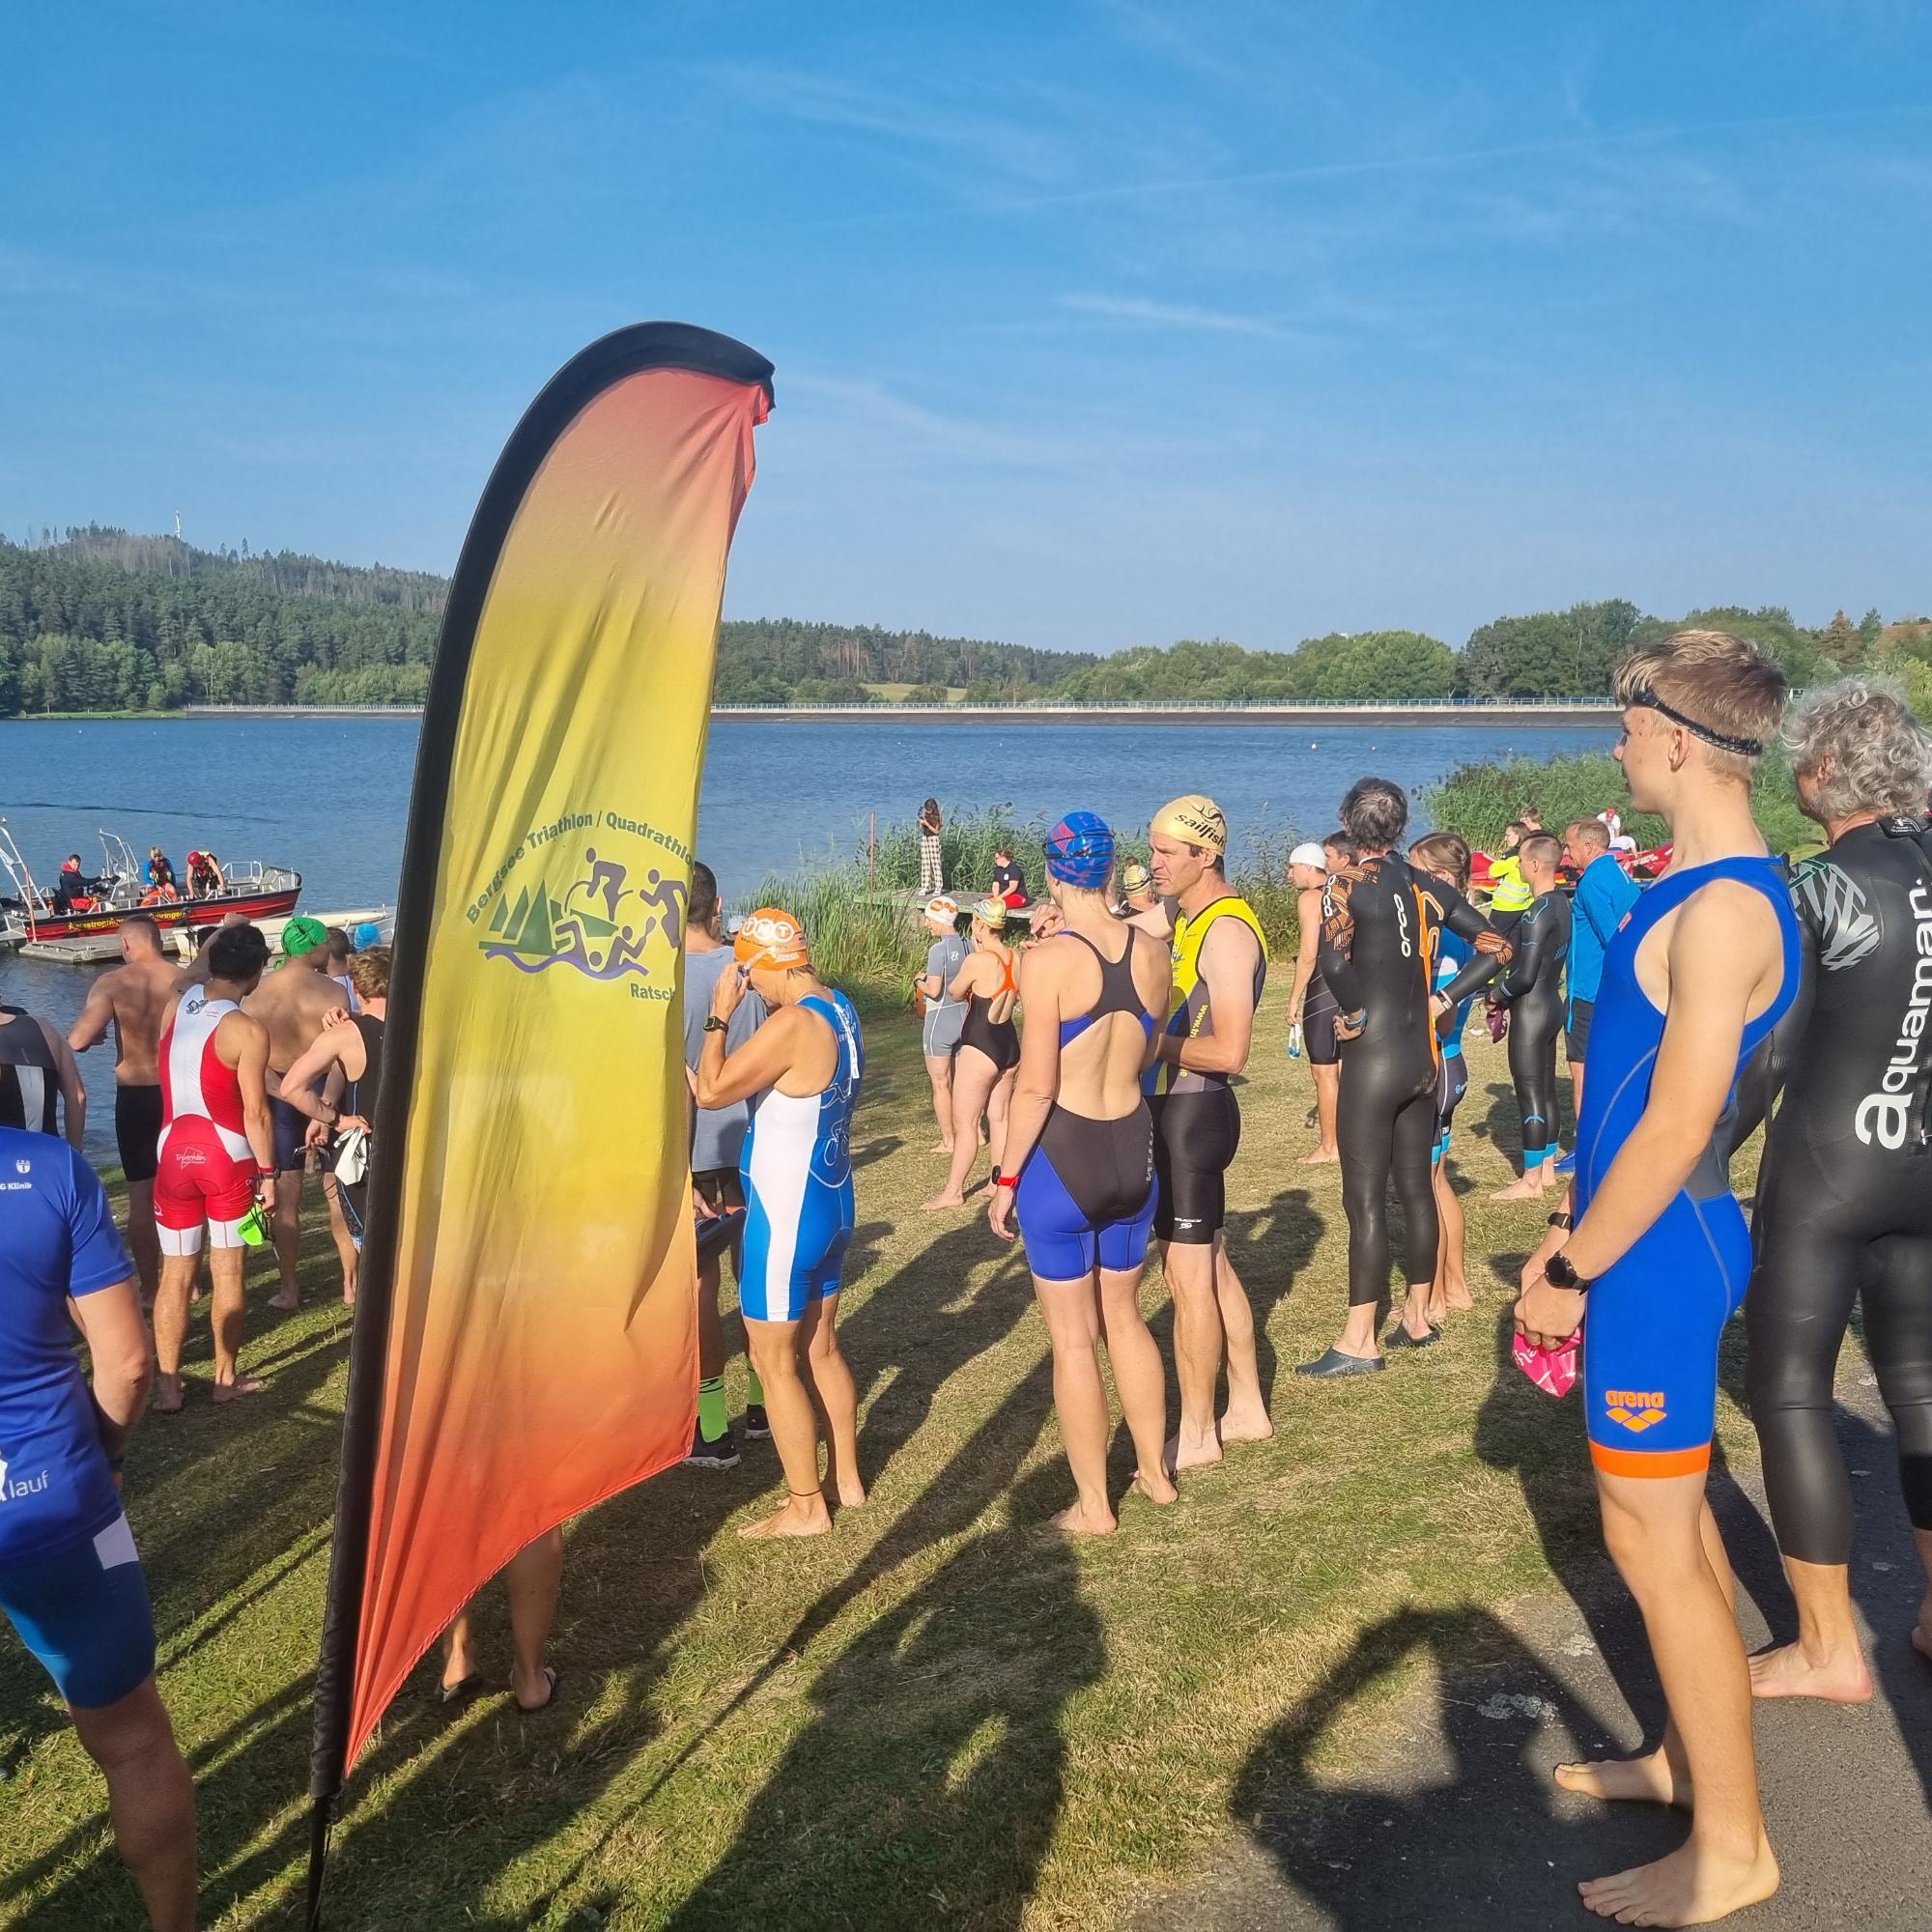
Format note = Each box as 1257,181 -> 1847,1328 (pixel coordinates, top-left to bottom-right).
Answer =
1575,857 -> 1799,1479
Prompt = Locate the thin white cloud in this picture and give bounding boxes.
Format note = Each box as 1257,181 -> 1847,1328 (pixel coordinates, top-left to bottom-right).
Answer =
1059,293 -> 1298,340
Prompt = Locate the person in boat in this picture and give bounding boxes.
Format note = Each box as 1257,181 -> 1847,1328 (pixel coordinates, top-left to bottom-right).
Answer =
144,849 -> 177,896
184,850 -> 222,899
51,854 -> 98,914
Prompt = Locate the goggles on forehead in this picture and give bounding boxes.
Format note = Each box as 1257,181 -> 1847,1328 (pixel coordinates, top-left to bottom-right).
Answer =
1625,686 -> 1764,759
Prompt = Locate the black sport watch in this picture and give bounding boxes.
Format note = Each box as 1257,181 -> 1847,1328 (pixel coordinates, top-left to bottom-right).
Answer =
703,1015 -> 728,1035
1543,1250 -> 1590,1293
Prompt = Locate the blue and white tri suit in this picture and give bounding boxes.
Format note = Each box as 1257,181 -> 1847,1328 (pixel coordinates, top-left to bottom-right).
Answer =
1432,928 -> 1477,1159
738,992 -> 864,1322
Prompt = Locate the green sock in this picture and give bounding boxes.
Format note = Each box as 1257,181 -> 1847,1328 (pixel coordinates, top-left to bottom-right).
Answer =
746,1366 -> 765,1407
697,1376 -> 728,1443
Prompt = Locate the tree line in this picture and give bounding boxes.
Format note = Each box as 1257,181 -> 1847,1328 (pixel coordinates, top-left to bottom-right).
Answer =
1,527 -> 1925,717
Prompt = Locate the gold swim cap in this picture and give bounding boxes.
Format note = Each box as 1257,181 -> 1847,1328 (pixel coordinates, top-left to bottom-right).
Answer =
1151,794 -> 1227,856
1120,860 -> 1152,895
972,896 -> 1009,929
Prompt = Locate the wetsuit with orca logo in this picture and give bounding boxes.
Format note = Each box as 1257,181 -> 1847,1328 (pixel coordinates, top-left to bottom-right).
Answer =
1321,855 -> 1506,1306
1493,888 -> 1572,1173
1745,816 -> 1932,1563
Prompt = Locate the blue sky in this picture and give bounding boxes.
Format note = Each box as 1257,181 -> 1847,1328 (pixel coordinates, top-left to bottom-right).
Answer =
3,2 -> 1927,653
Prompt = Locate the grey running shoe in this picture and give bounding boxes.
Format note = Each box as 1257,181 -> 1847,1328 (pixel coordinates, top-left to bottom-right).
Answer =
1294,1347 -> 1386,1378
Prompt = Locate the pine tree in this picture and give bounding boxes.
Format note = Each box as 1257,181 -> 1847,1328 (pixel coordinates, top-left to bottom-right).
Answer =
1819,609 -> 1862,668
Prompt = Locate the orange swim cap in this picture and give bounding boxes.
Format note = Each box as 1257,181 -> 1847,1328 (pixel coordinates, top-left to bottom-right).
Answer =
734,906 -> 810,969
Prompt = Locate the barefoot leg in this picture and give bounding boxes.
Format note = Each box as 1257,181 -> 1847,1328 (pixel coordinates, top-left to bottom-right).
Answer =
1748,1554 -> 1874,1702
1034,1270 -> 1118,1533
1161,1238 -> 1224,1472
1097,1263 -> 1176,1503
741,1314 -> 834,1538
1212,1240 -> 1272,1443
800,1293 -> 865,1508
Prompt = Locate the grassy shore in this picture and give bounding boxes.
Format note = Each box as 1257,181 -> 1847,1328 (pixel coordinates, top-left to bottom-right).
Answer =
0,990 -> 1770,1930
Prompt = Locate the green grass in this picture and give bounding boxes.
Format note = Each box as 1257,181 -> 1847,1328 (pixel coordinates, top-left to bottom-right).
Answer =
0,995 -> 1772,1929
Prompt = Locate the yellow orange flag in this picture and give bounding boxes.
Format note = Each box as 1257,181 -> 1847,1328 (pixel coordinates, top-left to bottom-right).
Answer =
308,327 -> 772,1831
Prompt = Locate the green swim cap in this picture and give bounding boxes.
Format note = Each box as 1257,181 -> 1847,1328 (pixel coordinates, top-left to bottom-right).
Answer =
281,914 -> 327,958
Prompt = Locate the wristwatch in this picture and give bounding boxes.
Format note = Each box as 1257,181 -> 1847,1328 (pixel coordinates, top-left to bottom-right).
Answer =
1543,1250 -> 1590,1293
703,1015 -> 728,1034
1547,1211 -> 1574,1232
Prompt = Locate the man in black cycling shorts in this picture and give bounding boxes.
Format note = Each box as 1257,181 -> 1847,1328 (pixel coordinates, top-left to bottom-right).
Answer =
1734,677 -> 1932,1703
1147,795 -> 1271,1467
1300,779 -> 1506,1376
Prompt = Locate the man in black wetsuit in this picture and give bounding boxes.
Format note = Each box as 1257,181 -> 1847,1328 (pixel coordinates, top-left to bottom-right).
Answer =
1298,778 -> 1507,1376
1491,832 -> 1572,1201
1738,677 -> 1932,1702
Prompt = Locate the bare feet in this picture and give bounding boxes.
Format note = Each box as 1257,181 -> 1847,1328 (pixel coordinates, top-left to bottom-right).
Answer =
268,1290 -> 299,1312
1555,1742 -> 1690,1809
1218,1402 -> 1274,1445
1167,1427 -> 1223,1472
739,1492 -> 833,1540
1748,1638 -> 1874,1703
1050,1500 -> 1117,1535
1442,1278 -> 1474,1312
1298,1147 -> 1340,1166
834,1478 -> 868,1509
1132,1468 -> 1179,1506
927,1140 -> 954,1155
213,1376 -> 268,1404
1579,1833 -> 1779,1926
155,1376 -> 184,1414
918,1192 -> 967,1211
1492,1175 -> 1552,1201
343,1287 -> 356,1308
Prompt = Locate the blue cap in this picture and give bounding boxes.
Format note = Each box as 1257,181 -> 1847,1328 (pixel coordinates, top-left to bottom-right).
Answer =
1044,811 -> 1115,888
354,922 -> 382,948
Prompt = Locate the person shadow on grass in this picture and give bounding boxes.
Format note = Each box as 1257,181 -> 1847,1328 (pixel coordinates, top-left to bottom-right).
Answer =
1225,1604 -> 1686,1932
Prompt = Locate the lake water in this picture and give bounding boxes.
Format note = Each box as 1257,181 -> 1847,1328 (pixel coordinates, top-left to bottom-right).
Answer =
1,712 -> 1615,1156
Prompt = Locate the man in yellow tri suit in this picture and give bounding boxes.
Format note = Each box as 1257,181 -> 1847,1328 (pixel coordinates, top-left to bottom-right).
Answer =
1147,794 -> 1273,1469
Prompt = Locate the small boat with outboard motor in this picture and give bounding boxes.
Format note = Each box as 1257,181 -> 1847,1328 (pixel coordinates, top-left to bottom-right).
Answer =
0,821 -> 303,949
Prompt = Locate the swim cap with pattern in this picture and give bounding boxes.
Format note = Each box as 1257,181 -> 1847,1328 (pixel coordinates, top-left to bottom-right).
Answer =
734,906 -> 810,969
1152,794 -> 1228,856
1044,811 -> 1115,888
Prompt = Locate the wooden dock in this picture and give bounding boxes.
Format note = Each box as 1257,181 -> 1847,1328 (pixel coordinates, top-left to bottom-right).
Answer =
17,907 -> 391,964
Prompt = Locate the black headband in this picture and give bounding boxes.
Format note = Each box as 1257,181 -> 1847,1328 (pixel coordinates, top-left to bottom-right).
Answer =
1626,686 -> 1764,758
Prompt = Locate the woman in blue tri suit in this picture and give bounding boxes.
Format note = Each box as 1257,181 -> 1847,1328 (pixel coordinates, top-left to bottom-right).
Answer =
696,905 -> 865,1542
988,811 -> 1178,1533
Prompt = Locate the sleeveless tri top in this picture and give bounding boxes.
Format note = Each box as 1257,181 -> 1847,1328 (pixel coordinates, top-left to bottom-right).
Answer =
1151,895 -> 1268,1095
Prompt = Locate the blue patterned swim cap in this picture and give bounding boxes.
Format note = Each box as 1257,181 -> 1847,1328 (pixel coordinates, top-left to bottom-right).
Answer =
1044,811 -> 1116,888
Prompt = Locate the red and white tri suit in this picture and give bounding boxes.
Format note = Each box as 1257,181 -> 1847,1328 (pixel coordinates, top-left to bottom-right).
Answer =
155,986 -> 256,1253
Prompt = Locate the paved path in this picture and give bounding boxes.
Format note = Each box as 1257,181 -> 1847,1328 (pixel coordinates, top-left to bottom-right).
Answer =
1134,1373 -> 1931,1932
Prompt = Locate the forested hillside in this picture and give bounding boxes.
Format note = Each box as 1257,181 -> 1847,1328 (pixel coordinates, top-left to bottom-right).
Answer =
1,526 -> 1924,715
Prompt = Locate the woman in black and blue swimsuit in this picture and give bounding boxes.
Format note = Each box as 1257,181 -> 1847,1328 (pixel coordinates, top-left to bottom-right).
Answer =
922,898 -> 1022,1211
989,811 -> 1179,1532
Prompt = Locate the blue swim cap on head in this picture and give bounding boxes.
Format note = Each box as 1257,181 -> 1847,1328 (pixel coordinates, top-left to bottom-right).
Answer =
1044,810 -> 1115,888
354,922 -> 382,948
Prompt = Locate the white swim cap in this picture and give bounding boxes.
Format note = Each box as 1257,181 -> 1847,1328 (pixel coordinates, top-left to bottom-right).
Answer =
1290,841 -> 1328,869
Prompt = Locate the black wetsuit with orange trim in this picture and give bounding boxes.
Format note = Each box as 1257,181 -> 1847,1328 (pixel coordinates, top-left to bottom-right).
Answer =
1321,855 -> 1506,1306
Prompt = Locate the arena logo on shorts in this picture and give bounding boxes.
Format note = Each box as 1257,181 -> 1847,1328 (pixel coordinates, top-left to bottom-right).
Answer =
1604,1388 -> 1667,1432
1854,883 -> 1932,1151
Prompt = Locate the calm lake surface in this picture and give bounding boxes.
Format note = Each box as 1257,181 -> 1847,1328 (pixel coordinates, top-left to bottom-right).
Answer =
1,712 -> 1614,1156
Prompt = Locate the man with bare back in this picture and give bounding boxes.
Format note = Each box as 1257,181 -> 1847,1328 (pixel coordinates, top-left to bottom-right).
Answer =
68,914 -> 184,1305
241,916 -> 349,1309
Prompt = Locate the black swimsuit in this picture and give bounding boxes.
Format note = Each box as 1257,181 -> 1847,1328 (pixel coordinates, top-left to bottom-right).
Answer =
957,954 -> 1020,1073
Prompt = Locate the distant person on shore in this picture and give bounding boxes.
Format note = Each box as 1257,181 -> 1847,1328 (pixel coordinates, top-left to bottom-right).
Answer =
1,1003 -> 87,1150
695,908 -> 866,1539
153,923 -> 276,1410
680,863 -> 769,1468
1147,795 -> 1272,1469
68,914 -> 185,1304
242,916 -> 350,1311
990,844 -> 1027,908
916,895 -> 969,1153
0,1130 -> 196,1931
918,798 -> 944,897
277,949 -> 389,1305
991,812 -> 1176,1532
922,898 -> 1020,1211
1284,840 -> 1341,1165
